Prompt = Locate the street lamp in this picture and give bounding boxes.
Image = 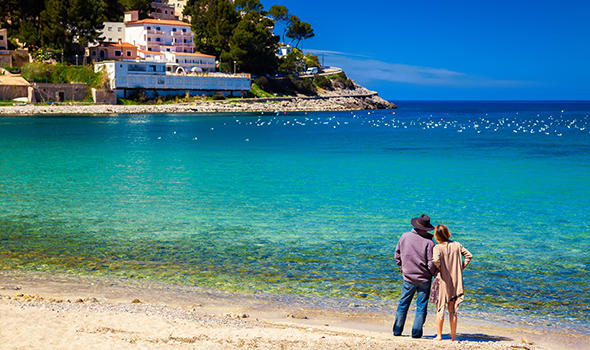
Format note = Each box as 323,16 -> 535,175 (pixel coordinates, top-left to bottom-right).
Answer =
233,60 -> 237,75
75,54 -> 79,65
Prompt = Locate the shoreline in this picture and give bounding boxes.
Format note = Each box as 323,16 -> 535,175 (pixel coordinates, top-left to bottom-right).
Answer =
1,270 -> 587,349
0,94 -> 396,116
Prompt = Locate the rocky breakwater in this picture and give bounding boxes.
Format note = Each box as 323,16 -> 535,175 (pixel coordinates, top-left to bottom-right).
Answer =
0,82 -> 395,115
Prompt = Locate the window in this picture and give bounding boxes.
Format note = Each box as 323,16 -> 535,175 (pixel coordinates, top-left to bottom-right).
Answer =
0,35 -> 4,40
165,10 -> 168,14
156,38 -> 161,42
114,50 -> 122,57
118,27 -> 122,32
147,26 -> 151,30
148,48 -> 152,51
126,51 -> 132,56
108,37 -> 112,41
156,27 -> 161,30
182,28 -> 186,32
128,64 -> 147,72
148,38 -> 151,41
172,28 -> 176,32
108,27 -> 112,31
166,48 -> 170,52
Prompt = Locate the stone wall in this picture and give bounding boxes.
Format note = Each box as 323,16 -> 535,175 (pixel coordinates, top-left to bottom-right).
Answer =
0,84 -> 28,100
0,53 -> 10,66
91,88 -> 117,105
31,83 -> 89,102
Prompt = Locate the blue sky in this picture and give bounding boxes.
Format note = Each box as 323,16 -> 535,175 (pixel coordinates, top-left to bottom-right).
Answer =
263,0 -> 590,100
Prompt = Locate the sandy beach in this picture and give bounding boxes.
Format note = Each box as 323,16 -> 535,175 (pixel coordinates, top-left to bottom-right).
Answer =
0,271 -> 587,350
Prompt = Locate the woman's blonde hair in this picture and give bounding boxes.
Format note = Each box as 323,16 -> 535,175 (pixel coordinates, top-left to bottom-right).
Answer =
434,224 -> 451,242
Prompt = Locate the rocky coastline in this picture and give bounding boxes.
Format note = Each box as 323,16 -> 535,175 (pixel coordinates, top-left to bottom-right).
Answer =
0,94 -> 395,116
0,79 -> 396,116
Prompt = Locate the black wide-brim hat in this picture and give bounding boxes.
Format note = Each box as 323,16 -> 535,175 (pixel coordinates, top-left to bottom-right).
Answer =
411,214 -> 434,231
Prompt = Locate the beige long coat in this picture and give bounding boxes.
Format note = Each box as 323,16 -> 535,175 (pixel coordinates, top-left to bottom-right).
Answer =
432,241 -> 473,313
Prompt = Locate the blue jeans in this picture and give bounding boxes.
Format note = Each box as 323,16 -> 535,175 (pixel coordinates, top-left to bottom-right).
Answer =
393,279 -> 431,338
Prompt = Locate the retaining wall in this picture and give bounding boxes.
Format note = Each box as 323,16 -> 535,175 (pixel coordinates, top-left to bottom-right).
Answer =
32,83 -> 89,102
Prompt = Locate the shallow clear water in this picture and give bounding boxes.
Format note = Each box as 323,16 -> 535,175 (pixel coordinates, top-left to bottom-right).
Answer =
0,101 -> 589,330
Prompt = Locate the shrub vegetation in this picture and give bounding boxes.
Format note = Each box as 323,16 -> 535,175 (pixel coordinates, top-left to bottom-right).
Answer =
21,62 -> 105,88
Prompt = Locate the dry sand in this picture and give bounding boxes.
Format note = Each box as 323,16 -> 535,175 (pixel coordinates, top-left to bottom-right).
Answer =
0,271 -> 587,350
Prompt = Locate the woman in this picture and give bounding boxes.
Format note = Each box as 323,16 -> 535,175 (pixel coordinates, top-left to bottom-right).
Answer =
432,224 -> 472,341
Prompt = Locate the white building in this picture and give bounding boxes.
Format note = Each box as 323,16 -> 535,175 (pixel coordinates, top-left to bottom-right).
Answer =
124,11 -> 194,54
136,50 -> 215,73
276,45 -> 293,58
95,60 -> 251,98
165,52 -> 216,72
89,10 -> 215,73
99,22 -> 125,43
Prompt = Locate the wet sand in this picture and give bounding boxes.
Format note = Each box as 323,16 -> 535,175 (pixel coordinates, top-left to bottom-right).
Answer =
0,270 -> 587,350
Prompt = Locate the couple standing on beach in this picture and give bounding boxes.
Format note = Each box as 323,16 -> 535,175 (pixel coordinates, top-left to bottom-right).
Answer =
393,214 -> 472,340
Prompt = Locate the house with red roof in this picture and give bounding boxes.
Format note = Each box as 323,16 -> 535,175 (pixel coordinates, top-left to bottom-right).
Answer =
88,3 -> 216,73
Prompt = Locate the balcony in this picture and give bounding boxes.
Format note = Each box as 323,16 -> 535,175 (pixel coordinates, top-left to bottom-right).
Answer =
173,41 -> 193,47
171,31 -> 192,38
147,29 -> 164,36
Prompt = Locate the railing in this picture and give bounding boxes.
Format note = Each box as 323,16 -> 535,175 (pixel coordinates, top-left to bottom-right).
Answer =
147,30 -> 164,35
165,72 -> 251,79
171,31 -> 192,37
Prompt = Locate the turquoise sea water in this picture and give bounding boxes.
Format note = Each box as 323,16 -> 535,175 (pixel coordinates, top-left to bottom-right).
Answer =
0,101 -> 589,330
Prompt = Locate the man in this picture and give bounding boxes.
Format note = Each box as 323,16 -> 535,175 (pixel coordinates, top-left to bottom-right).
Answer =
393,214 -> 437,338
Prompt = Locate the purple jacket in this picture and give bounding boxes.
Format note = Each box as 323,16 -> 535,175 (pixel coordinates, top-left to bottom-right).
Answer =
395,229 -> 437,284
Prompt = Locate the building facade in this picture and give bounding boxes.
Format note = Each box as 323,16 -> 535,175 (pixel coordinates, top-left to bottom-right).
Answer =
95,60 -> 251,98
99,22 -> 125,43
150,0 -> 177,20
89,8 -> 216,74
87,42 -> 138,61
0,28 -> 7,50
167,0 -> 188,19
124,13 -> 194,54
165,52 -> 216,72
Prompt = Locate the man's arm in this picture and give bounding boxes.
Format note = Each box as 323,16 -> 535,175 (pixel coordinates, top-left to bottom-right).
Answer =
395,239 -> 402,272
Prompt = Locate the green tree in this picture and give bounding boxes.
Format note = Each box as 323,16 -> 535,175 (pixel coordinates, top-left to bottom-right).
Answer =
71,0 -> 106,47
184,0 -> 240,57
119,0 -> 153,19
0,0 -> 45,48
40,0 -> 70,51
278,48 -> 304,74
103,0 -> 126,21
221,12 -> 278,74
234,0 -> 263,13
268,5 -> 289,42
304,53 -> 320,68
15,21 -> 41,49
40,0 -> 105,58
286,15 -> 314,48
